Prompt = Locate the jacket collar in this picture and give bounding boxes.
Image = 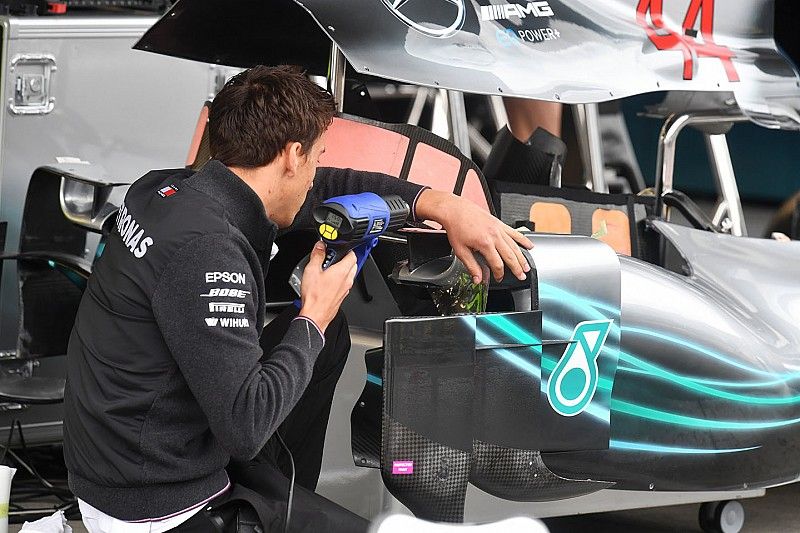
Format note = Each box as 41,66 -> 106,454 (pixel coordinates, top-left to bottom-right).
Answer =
186,160 -> 277,252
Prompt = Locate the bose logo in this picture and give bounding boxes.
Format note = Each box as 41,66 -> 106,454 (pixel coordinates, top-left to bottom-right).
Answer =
209,302 -> 246,314
200,288 -> 251,298
205,272 -> 246,284
481,1 -> 554,21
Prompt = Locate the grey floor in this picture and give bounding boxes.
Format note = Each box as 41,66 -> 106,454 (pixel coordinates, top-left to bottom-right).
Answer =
9,483 -> 798,532
544,483 -> 800,532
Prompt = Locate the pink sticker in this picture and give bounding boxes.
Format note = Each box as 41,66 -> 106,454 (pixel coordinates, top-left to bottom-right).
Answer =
392,460 -> 414,475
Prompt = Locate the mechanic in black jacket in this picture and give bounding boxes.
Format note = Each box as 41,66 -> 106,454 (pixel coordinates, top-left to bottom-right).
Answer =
63,65 -> 533,532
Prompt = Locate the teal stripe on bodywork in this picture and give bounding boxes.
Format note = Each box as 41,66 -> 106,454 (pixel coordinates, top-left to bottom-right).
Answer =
622,326 -> 800,380
612,399 -> 800,430
610,440 -> 759,455
542,283 -> 800,384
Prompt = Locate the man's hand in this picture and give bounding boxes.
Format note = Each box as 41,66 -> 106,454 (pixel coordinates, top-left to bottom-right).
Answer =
299,242 -> 357,332
415,190 -> 533,283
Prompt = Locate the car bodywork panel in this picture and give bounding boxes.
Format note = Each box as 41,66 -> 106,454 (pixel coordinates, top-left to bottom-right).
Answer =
348,224 -> 800,520
136,0 -> 800,129
542,222 -> 800,492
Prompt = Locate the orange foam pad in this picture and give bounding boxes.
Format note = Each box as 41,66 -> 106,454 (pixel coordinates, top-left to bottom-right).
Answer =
529,203 -> 572,234
320,117 -> 491,215
186,105 -> 209,166
319,117 -> 408,177
592,209 -> 631,256
461,169 -> 491,212
407,142 -> 459,192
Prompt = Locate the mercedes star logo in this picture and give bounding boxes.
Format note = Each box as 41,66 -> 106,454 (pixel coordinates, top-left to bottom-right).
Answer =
381,0 -> 466,38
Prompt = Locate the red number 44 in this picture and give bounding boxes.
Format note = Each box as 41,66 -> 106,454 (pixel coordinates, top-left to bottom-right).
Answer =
636,0 -> 740,82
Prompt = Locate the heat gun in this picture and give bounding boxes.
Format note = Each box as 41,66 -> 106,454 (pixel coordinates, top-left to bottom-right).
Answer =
289,192 -> 410,296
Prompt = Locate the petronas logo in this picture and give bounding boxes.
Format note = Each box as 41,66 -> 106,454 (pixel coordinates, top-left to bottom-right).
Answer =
547,320 -> 612,417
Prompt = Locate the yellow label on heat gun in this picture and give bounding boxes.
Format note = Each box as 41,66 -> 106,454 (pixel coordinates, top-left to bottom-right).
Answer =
318,224 -> 338,241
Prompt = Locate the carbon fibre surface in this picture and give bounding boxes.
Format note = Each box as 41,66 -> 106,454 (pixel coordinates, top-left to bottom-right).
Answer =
470,440 -> 612,501
381,417 -> 471,523
352,348 -> 383,469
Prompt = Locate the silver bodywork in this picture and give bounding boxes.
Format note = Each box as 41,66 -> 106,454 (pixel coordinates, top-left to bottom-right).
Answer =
649,220 -> 800,358
0,15 -> 218,347
314,222 -> 800,518
297,0 -> 800,129
315,323 -> 770,520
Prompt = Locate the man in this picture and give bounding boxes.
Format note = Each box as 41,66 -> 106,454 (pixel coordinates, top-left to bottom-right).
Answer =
63,65 -> 532,532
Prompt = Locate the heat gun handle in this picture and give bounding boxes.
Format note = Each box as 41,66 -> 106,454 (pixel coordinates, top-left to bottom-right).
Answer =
289,256 -> 309,299
322,238 -> 378,273
321,242 -> 356,270
289,240 -> 377,298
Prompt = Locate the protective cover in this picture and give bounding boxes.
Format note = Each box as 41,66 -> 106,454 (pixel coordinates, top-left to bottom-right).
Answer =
137,0 -> 800,129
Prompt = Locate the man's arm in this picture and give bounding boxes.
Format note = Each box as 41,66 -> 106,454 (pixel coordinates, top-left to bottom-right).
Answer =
414,189 -> 533,283
151,233 -> 324,460
281,167 -> 427,235
285,166 -> 534,283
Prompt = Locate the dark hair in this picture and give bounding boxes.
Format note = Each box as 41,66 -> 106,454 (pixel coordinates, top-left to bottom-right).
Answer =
209,65 -> 336,168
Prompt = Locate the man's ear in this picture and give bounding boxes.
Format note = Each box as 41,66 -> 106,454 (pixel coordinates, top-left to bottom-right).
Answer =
283,141 -> 304,177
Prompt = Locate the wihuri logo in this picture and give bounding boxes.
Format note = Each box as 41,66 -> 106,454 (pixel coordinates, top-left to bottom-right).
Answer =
380,0 -> 466,38
547,320 -> 612,417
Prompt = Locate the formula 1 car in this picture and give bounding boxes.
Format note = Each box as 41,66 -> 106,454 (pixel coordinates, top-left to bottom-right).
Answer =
50,0 -> 800,531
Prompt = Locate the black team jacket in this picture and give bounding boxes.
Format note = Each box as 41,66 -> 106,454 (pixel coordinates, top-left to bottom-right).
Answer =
63,160 -> 425,520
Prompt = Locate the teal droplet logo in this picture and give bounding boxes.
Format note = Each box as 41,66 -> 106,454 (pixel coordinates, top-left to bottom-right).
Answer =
547,320 -> 612,417
561,368 -> 587,401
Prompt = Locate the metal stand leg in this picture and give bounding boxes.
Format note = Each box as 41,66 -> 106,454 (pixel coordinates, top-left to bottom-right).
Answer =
2,420 -> 77,521
654,113 -> 748,223
447,90 -> 471,158
431,89 -> 451,142
573,103 -> 607,193
328,44 -> 347,113
705,133 -> 747,236
488,95 -> 509,132
406,88 -> 430,126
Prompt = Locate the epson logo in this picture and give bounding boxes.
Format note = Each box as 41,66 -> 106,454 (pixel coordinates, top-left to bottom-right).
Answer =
481,1 -> 554,21
209,302 -> 246,314
380,0 -> 466,38
205,272 -> 246,284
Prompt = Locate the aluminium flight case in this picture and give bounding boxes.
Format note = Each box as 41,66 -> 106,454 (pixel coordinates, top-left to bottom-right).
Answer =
0,12 -> 232,444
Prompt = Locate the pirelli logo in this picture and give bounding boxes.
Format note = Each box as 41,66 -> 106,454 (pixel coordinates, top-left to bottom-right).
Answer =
208,302 -> 246,314
481,1 -> 554,21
